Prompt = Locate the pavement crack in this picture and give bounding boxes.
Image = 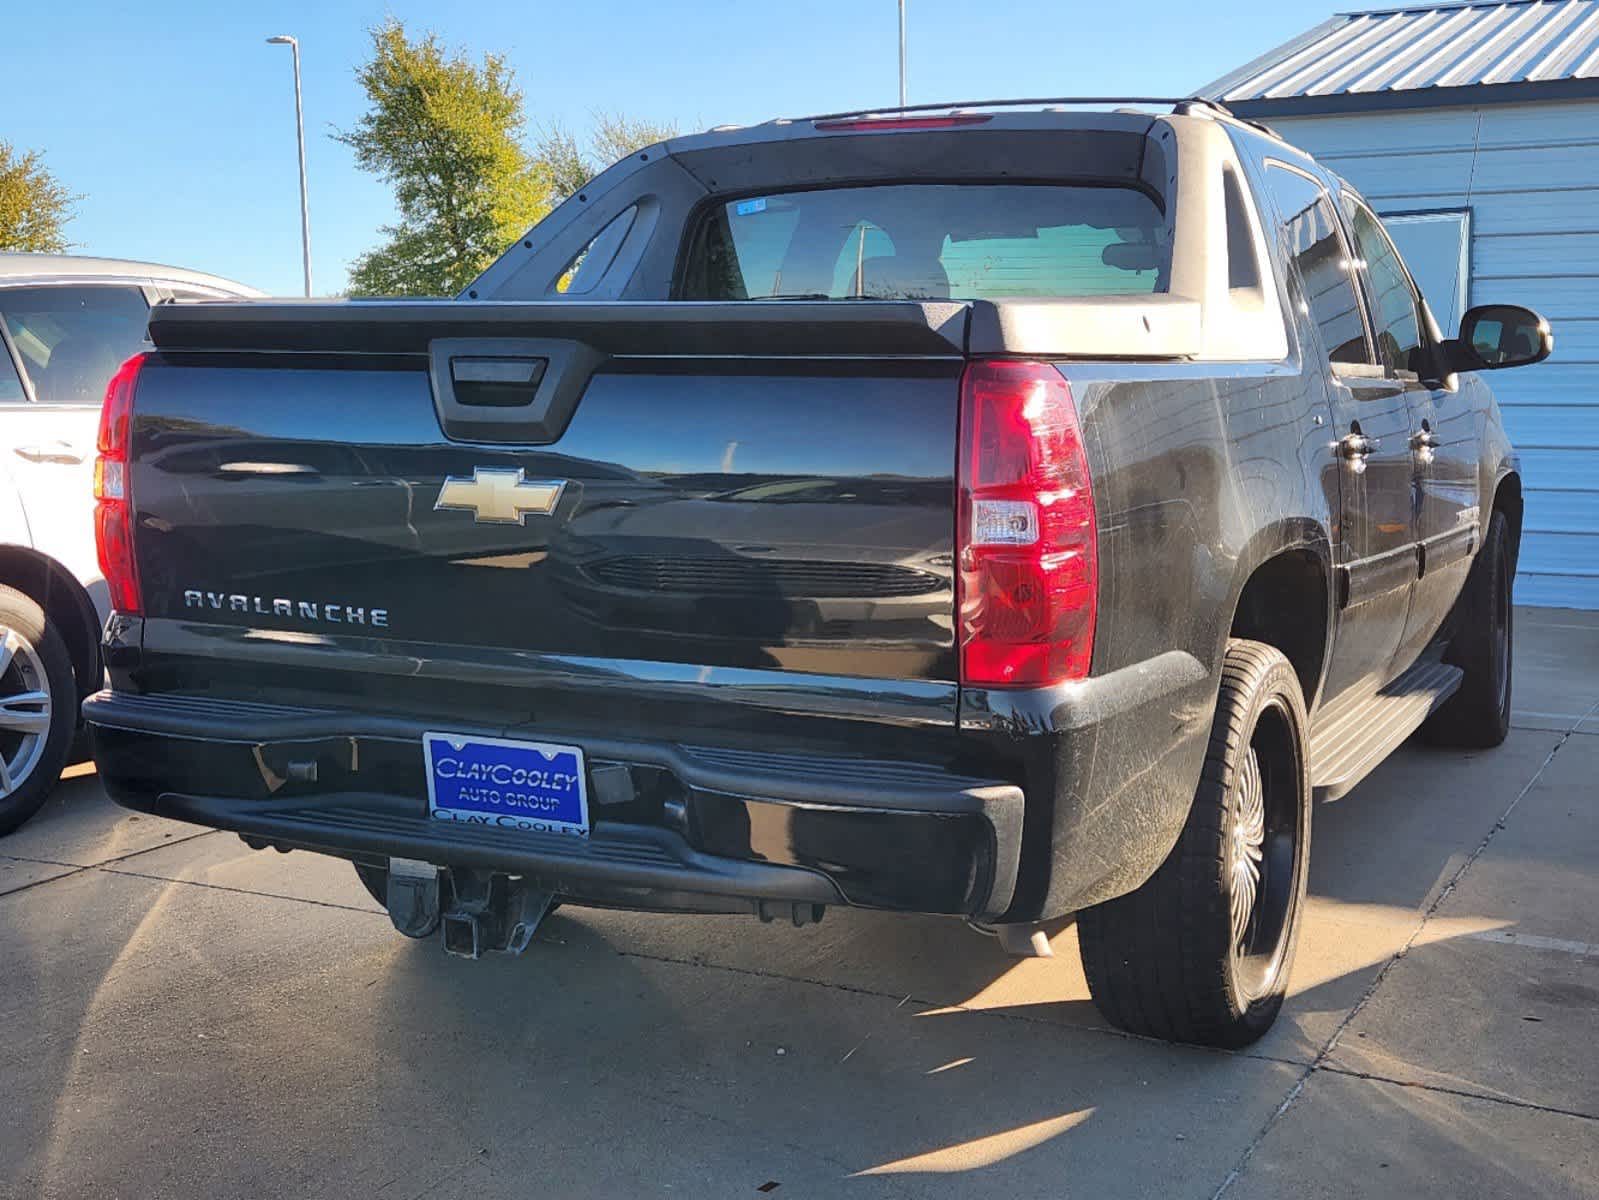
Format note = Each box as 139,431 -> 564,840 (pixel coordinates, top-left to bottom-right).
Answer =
1316,1063 -> 1599,1123
0,830 -> 222,900
91,828 -> 223,865
0,859 -> 94,898
0,850 -> 84,868
617,947 -> 938,1006
1,834 -> 391,918
95,864 -> 388,916
1209,712 -> 1596,1200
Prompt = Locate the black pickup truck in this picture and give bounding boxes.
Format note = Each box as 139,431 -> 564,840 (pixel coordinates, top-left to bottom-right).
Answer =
86,100 -> 1550,1047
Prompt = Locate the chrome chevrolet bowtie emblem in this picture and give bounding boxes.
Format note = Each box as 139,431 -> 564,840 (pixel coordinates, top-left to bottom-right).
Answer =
434,468 -> 566,524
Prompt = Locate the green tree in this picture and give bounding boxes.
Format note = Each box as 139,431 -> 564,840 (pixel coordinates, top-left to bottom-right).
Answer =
536,111 -> 680,203
337,20 -> 551,296
0,143 -> 77,253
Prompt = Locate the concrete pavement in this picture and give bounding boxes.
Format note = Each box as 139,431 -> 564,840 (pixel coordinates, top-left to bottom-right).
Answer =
2,607 -> 1596,1199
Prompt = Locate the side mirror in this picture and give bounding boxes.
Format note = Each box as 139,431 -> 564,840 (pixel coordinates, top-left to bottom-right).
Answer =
1447,304 -> 1554,372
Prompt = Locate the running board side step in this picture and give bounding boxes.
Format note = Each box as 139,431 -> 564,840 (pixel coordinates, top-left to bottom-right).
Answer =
1309,660 -> 1464,802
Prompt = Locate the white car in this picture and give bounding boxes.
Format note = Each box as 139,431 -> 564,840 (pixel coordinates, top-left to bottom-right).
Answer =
0,254 -> 261,833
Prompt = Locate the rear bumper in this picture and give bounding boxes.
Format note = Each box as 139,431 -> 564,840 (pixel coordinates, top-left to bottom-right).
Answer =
85,691 -> 1024,919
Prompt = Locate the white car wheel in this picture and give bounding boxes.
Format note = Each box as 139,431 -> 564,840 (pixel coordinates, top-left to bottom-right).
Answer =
0,584 -> 77,836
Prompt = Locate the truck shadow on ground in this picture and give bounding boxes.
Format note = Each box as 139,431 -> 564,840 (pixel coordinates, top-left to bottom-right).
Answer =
5,722 -> 1585,1196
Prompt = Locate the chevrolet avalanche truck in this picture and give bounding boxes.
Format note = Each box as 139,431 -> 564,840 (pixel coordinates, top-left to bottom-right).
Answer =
84,100 -> 1550,1047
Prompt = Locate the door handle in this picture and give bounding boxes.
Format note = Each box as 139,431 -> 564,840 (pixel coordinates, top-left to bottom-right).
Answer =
14,443 -> 85,465
1339,432 -> 1379,458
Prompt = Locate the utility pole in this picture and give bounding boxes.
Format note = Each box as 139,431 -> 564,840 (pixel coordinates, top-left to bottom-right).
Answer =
898,0 -> 908,108
266,35 -> 313,297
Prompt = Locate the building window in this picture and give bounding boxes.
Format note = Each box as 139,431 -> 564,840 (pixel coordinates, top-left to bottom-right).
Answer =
1379,209 -> 1471,334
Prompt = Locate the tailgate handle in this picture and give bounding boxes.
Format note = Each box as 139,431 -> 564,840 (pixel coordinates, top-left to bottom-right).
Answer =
450,356 -> 548,407
429,337 -> 603,444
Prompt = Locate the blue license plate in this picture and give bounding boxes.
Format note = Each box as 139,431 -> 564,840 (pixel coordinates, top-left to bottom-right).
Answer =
423,732 -> 589,837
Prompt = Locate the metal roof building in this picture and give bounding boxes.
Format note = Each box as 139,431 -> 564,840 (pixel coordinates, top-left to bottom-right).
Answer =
1209,0 -> 1599,110
1204,1 -> 1599,609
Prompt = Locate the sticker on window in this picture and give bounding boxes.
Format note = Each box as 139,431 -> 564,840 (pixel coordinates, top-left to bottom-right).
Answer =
735,198 -> 768,216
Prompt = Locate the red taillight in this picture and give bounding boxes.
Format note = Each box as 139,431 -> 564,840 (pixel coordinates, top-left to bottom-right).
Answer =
813,115 -> 992,131
957,360 -> 1096,687
95,354 -> 145,615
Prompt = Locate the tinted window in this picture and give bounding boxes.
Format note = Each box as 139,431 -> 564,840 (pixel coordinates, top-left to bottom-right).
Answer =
680,184 -> 1170,301
1342,198 -> 1426,377
1263,165 -> 1370,367
0,285 -> 150,405
1223,166 -> 1261,290
555,205 -> 639,296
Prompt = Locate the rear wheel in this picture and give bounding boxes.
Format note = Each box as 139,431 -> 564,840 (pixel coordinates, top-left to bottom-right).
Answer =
1422,509 -> 1513,748
0,585 -> 77,837
1078,639 -> 1311,1048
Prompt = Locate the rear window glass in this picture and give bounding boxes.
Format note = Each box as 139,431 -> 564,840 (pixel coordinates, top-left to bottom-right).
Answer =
679,184 -> 1170,301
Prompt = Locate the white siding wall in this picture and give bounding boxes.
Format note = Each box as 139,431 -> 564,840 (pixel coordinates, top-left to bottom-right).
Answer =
1272,99 -> 1599,609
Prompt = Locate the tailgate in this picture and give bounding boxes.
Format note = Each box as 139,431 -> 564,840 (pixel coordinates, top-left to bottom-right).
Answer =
127,300 -> 964,717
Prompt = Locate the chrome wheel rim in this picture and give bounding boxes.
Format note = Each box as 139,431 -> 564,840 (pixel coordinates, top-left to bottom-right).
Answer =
1228,746 -> 1266,952
1228,697 -> 1302,1005
0,626 -> 52,798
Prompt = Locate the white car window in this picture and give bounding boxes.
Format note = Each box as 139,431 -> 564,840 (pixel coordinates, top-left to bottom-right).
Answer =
0,285 -> 150,406
0,341 -> 25,403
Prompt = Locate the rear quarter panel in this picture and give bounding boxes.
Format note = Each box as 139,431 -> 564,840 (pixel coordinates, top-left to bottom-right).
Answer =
1080,363 -> 1336,686
989,360 -> 1337,919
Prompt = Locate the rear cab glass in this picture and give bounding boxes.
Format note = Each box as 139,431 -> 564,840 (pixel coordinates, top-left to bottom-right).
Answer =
678,184 -> 1171,301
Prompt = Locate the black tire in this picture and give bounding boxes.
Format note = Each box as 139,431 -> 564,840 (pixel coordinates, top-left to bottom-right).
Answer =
1421,510 -> 1513,749
1078,639 -> 1311,1048
352,862 -> 561,918
0,584 -> 78,837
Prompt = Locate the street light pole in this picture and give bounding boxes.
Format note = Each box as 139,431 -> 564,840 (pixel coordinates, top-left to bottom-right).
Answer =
898,0 -> 907,108
267,35 -> 313,298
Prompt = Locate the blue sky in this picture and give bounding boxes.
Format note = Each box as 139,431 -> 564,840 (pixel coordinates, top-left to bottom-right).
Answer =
6,0 -> 1345,296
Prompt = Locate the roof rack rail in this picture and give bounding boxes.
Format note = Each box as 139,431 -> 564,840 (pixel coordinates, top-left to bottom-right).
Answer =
1174,98 -> 1283,138
789,96 -> 1280,138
